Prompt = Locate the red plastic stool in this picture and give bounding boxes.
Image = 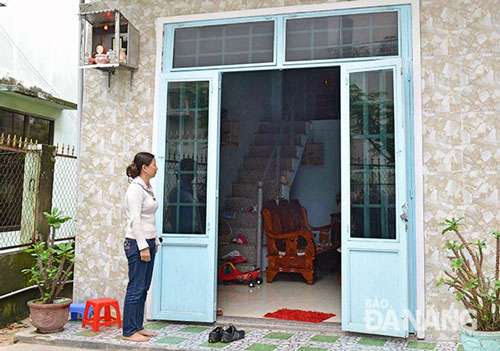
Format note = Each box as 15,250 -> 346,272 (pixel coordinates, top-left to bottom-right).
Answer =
82,298 -> 122,332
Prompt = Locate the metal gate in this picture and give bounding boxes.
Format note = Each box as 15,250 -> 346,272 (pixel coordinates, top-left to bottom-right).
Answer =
0,135 -> 41,251
0,134 -> 79,251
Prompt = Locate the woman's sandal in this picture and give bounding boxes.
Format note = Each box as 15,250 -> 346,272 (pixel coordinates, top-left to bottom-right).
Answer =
220,324 -> 245,343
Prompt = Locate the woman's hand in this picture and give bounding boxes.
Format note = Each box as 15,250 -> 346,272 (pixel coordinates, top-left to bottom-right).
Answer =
140,248 -> 151,262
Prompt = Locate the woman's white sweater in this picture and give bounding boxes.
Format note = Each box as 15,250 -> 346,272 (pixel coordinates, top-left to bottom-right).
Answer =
125,176 -> 160,250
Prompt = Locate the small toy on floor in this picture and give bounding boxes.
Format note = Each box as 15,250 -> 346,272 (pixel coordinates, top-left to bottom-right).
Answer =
217,261 -> 263,288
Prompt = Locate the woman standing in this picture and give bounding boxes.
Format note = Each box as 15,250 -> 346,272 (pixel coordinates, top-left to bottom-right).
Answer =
123,152 -> 160,342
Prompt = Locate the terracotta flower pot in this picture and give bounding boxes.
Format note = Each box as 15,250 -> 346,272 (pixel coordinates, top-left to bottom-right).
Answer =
27,298 -> 72,333
460,323 -> 500,351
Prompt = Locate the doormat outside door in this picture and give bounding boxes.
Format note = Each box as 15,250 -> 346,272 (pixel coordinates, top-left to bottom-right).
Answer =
264,309 -> 335,323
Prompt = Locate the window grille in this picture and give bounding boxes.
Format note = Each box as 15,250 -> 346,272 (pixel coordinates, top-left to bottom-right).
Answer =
173,21 -> 274,68
286,12 -> 398,61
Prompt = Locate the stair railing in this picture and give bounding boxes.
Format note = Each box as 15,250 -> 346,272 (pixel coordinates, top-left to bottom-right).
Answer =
256,105 -> 297,270
256,119 -> 284,270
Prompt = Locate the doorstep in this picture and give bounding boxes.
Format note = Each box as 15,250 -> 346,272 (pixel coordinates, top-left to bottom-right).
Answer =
216,316 -> 343,334
14,320 -> 463,351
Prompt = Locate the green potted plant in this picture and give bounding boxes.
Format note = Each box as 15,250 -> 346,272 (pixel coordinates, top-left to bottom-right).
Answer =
22,208 -> 75,333
438,217 -> 500,350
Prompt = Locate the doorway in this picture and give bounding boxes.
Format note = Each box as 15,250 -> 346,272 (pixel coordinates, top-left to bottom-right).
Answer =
216,67 -> 342,322
153,6 -> 416,338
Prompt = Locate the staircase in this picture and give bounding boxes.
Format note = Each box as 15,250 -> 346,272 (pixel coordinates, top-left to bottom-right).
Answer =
218,120 -> 311,270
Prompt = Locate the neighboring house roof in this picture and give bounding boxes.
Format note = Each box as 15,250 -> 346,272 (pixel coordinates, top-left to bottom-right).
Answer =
0,79 -> 77,110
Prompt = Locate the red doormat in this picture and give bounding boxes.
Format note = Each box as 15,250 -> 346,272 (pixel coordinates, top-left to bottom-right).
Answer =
264,309 -> 335,323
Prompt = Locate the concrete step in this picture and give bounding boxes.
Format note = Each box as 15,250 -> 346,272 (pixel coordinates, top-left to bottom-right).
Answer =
218,225 -> 258,244
259,121 -> 307,134
254,133 -> 305,146
249,144 -> 298,158
232,183 -> 277,199
237,169 -> 276,184
220,211 -> 258,228
225,197 -> 256,211
231,188 -> 277,203
243,157 -> 294,171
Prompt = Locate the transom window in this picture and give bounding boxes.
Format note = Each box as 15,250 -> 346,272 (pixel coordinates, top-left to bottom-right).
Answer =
286,12 -> 398,61
173,21 -> 275,68
166,10 -> 400,70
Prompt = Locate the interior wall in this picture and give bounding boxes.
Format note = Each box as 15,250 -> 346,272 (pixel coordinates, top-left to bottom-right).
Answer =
290,120 -> 341,239
283,68 -> 340,121
219,71 -> 275,207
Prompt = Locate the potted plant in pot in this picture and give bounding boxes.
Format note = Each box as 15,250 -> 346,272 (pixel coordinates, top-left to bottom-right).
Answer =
438,217 -> 500,350
22,208 -> 75,333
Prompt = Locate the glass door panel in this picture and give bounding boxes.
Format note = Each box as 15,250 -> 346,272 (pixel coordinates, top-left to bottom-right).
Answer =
349,69 -> 396,239
164,81 -> 208,234
341,59 -> 408,337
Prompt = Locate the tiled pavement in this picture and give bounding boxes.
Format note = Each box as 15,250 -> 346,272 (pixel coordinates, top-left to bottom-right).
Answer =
15,320 -> 463,351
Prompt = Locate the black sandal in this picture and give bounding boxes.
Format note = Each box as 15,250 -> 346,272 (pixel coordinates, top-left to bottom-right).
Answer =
208,326 -> 223,343
220,324 -> 245,343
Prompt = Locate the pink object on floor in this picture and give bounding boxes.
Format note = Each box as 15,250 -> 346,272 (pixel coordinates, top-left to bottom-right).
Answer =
231,235 -> 248,244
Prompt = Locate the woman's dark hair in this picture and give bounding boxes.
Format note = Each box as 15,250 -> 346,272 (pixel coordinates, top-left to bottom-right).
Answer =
126,152 -> 155,178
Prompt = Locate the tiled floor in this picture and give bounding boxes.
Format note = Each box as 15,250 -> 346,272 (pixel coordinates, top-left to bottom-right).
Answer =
217,272 -> 341,323
16,320 -> 463,351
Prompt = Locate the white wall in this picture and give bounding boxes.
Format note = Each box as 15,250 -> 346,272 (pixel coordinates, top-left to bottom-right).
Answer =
290,120 -> 341,233
0,0 -> 79,148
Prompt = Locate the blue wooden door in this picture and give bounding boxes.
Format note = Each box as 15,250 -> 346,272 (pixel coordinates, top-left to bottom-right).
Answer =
153,71 -> 220,322
341,59 -> 409,337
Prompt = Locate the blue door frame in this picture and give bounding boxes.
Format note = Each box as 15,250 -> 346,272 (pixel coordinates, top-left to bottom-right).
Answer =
153,4 -> 417,333
340,58 -> 408,337
152,71 -> 221,322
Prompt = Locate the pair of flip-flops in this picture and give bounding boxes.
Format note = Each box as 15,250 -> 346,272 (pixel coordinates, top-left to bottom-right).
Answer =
208,324 -> 245,343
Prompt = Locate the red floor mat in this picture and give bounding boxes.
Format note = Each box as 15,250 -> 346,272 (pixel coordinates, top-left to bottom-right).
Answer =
264,308 -> 335,323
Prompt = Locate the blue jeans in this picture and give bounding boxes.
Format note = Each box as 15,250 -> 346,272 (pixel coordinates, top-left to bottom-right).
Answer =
122,238 -> 156,337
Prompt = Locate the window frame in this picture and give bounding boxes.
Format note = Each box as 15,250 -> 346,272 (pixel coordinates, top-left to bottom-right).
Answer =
0,107 -> 55,145
283,10 -> 400,64
163,6 -> 406,73
172,20 -> 277,69
164,16 -> 279,72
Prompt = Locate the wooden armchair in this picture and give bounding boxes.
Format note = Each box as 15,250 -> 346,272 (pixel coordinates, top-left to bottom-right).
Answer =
289,199 -> 331,244
262,199 -> 339,284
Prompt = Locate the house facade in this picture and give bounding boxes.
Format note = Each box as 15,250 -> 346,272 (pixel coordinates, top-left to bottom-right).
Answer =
74,0 -> 499,341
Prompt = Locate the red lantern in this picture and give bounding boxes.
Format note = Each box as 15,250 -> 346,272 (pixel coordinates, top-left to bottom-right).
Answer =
104,24 -> 109,31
